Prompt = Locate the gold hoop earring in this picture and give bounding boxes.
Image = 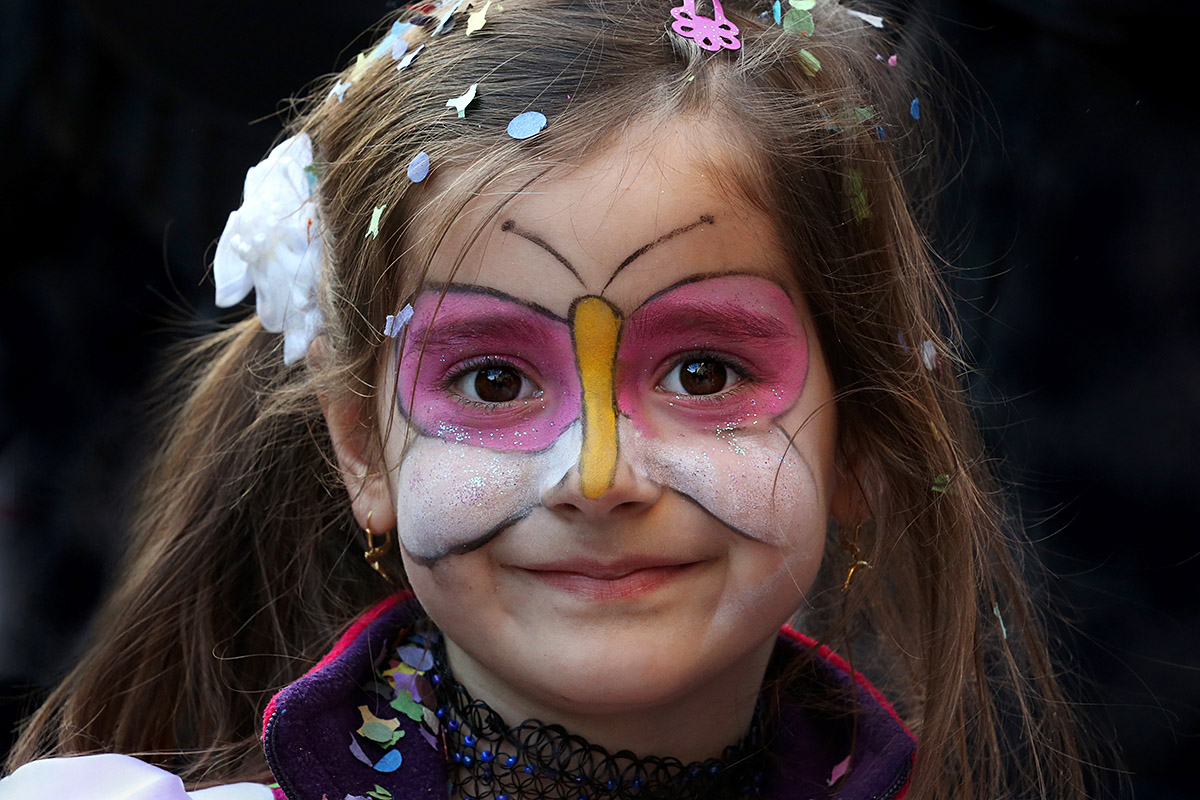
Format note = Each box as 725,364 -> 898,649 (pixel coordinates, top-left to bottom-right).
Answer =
363,512 -> 395,583
839,522 -> 872,592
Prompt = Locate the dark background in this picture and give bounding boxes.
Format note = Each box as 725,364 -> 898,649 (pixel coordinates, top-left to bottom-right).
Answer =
1,0 -> 1196,796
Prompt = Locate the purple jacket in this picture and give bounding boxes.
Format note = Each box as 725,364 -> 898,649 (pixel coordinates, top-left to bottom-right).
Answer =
260,593 -> 916,800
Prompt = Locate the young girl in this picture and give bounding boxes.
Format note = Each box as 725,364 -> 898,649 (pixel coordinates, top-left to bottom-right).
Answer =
2,0 -> 1094,798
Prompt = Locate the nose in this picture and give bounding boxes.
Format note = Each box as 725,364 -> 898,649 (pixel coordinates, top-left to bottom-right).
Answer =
541,450 -> 663,517
540,296 -> 662,516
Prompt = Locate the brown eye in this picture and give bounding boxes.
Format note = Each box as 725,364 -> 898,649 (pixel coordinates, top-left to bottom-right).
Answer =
661,358 -> 740,396
454,365 -> 537,404
474,368 -> 521,402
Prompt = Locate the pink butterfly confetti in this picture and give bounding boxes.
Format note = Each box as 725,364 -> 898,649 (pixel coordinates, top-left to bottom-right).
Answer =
670,0 -> 741,52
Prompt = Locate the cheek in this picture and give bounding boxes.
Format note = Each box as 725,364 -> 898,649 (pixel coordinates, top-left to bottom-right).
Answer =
620,418 -> 827,547
393,424 -> 581,561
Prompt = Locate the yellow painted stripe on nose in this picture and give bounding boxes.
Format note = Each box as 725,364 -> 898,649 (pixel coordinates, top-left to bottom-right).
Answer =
571,296 -> 622,499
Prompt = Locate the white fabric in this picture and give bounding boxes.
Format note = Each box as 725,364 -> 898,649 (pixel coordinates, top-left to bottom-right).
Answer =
0,755 -> 272,800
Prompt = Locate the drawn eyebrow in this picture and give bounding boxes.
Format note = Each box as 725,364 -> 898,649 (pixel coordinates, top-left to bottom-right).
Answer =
500,219 -> 585,286
602,214 -> 715,292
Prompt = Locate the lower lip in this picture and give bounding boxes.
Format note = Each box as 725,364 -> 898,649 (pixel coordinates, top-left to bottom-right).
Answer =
524,564 -> 699,600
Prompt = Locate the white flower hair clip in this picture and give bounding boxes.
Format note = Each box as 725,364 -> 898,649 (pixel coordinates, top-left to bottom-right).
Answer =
214,133 -> 324,365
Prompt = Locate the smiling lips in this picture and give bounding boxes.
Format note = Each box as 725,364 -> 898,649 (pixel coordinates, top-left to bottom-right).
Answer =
521,558 -> 703,600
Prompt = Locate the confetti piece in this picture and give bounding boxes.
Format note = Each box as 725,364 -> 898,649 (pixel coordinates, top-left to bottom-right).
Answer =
391,38 -> 409,61
929,421 -> 942,442
396,644 -> 435,671
919,339 -> 937,370
854,105 -> 876,123
373,21 -> 413,59
432,0 -> 465,35
783,8 -> 814,34
329,80 -> 351,103
897,331 -> 909,351
798,48 -> 821,77
373,749 -> 403,773
397,44 -> 424,70
349,734 -> 372,766
384,303 -> 415,337
788,0 -> 815,8
406,152 -> 430,184
349,53 -> 370,83
910,97 -> 921,119
876,125 -> 885,139
390,689 -> 427,722
366,786 -> 393,800
359,705 -> 401,732
466,0 -> 491,34
828,755 -> 851,785
993,602 -> 1008,640
846,9 -> 884,27
360,721 -> 395,744
507,111 -> 547,140
446,83 -> 478,118
366,204 -> 386,239
772,0 -> 781,23
418,727 -> 440,750
932,474 -> 951,494
888,53 -> 898,66
848,170 -> 869,220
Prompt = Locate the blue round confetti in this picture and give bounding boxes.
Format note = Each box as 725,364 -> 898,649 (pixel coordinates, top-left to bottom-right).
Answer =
909,97 -> 920,120
374,749 -> 403,772
407,151 -> 431,183
507,111 -> 547,140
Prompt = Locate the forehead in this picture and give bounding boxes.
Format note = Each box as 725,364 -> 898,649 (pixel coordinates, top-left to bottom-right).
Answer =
426,119 -> 792,317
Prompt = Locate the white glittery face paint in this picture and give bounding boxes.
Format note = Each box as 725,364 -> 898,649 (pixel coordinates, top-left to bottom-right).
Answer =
395,423 -> 581,563
620,419 -> 821,547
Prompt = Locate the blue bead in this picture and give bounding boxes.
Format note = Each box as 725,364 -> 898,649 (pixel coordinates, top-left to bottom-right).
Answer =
525,765 -> 536,775
505,756 -> 518,768
606,780 -> 616,790
436,707 -> 446,718
463,734 -> 477,747
431,673 -> 441,684
480,750 -> 495,763
632,778 -> 644,788
462,755 -> 473,766
447,719 -> 460,730
452,752 -> 462,763
497,796 -> 509,800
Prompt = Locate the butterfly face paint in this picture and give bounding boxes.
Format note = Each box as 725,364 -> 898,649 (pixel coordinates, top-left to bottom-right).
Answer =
393,273 -> 811,563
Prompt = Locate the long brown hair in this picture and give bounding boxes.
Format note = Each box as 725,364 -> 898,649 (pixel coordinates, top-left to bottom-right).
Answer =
9,0 -> 1094,796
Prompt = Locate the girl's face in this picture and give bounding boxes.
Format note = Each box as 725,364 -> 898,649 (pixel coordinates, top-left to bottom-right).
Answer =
341,119 -> 845,740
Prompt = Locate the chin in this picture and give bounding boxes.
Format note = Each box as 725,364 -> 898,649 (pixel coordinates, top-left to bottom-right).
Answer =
519,636 -> 701,713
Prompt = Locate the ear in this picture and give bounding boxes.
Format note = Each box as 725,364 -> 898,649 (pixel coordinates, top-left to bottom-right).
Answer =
319,365 -> 397,534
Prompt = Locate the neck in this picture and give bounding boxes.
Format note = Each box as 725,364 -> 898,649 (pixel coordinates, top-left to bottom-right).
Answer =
434,636 -> 775,800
